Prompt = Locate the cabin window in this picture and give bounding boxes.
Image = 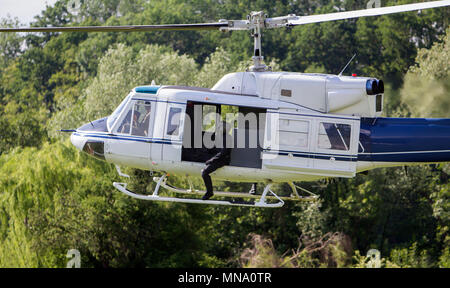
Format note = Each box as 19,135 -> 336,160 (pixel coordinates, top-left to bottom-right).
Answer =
221,105 -> 238,128
167,107 -> 182,136
276,119 -> 309,148
202,105 -> 217,132
318,122 -> 351,151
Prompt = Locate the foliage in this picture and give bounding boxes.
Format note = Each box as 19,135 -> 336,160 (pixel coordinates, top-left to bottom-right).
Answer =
0,141 -> 224,267
401,27 -> 450,118
294,200 -> 328,241
240,232 -> 352,268
0,17 -> 22,67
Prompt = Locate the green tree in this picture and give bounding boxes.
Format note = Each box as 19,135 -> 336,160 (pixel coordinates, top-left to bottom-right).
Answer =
400,27 -> 450,118
0,17 -> 22,68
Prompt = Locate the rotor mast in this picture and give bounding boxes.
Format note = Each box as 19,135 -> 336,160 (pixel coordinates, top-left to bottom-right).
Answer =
222,11 -> 296,72
221,12 -> 298,72
249,11 -> 267,72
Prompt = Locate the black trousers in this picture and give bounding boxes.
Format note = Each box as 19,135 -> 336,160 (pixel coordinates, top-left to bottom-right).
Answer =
202,160 -> 227,193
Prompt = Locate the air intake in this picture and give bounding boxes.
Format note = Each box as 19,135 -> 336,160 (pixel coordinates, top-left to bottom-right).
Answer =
366,79 -> 384,95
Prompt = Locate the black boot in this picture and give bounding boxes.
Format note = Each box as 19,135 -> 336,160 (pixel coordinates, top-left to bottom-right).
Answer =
202,190 -> 214,200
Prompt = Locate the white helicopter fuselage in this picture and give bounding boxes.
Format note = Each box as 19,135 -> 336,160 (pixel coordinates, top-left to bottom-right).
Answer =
70,71 -> 450,184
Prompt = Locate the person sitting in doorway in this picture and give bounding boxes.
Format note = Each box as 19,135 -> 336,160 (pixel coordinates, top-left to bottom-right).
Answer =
201,121 -> 232,200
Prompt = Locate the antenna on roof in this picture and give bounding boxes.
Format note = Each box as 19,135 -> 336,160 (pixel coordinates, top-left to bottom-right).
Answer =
338,53 -> 357,77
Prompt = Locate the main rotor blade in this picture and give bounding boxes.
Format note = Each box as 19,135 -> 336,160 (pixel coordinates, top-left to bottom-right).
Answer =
0,22 -> 228,33
287,0 -> 450,26
0,1 -> 448,33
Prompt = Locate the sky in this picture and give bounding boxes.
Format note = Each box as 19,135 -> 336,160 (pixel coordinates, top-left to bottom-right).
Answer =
0,0 -> 59,25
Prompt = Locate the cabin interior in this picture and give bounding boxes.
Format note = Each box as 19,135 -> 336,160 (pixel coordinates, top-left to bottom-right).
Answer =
181,101 -> 266,169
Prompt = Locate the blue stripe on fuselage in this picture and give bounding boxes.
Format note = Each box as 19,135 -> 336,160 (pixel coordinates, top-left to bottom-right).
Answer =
358,117 -> 450,162
73,132 -> 181,145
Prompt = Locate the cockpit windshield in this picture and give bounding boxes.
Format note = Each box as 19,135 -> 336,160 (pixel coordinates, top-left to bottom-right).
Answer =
107,93 -> 132,131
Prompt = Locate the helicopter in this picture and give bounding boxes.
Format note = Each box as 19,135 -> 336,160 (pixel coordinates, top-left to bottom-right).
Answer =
2,1 -> 450,208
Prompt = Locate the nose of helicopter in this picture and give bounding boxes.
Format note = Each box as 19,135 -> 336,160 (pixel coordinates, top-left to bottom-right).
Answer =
70,132 -> 87,151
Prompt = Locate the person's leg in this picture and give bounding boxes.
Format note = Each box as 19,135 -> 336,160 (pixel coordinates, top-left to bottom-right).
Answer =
202,168 -> 213,195
201,161 -> 224,200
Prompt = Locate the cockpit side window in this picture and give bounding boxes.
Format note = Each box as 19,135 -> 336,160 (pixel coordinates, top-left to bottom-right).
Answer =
116,100 -> 152,136
131,101 -> 152,136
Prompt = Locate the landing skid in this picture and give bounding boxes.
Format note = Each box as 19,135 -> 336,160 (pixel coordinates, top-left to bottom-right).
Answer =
113,181 -> 283,208
112,166 -> 318,208
113,172 -> 284,208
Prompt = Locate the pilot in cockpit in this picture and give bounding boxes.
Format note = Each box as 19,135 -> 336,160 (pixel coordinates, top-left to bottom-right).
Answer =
119,110 -> 141,135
